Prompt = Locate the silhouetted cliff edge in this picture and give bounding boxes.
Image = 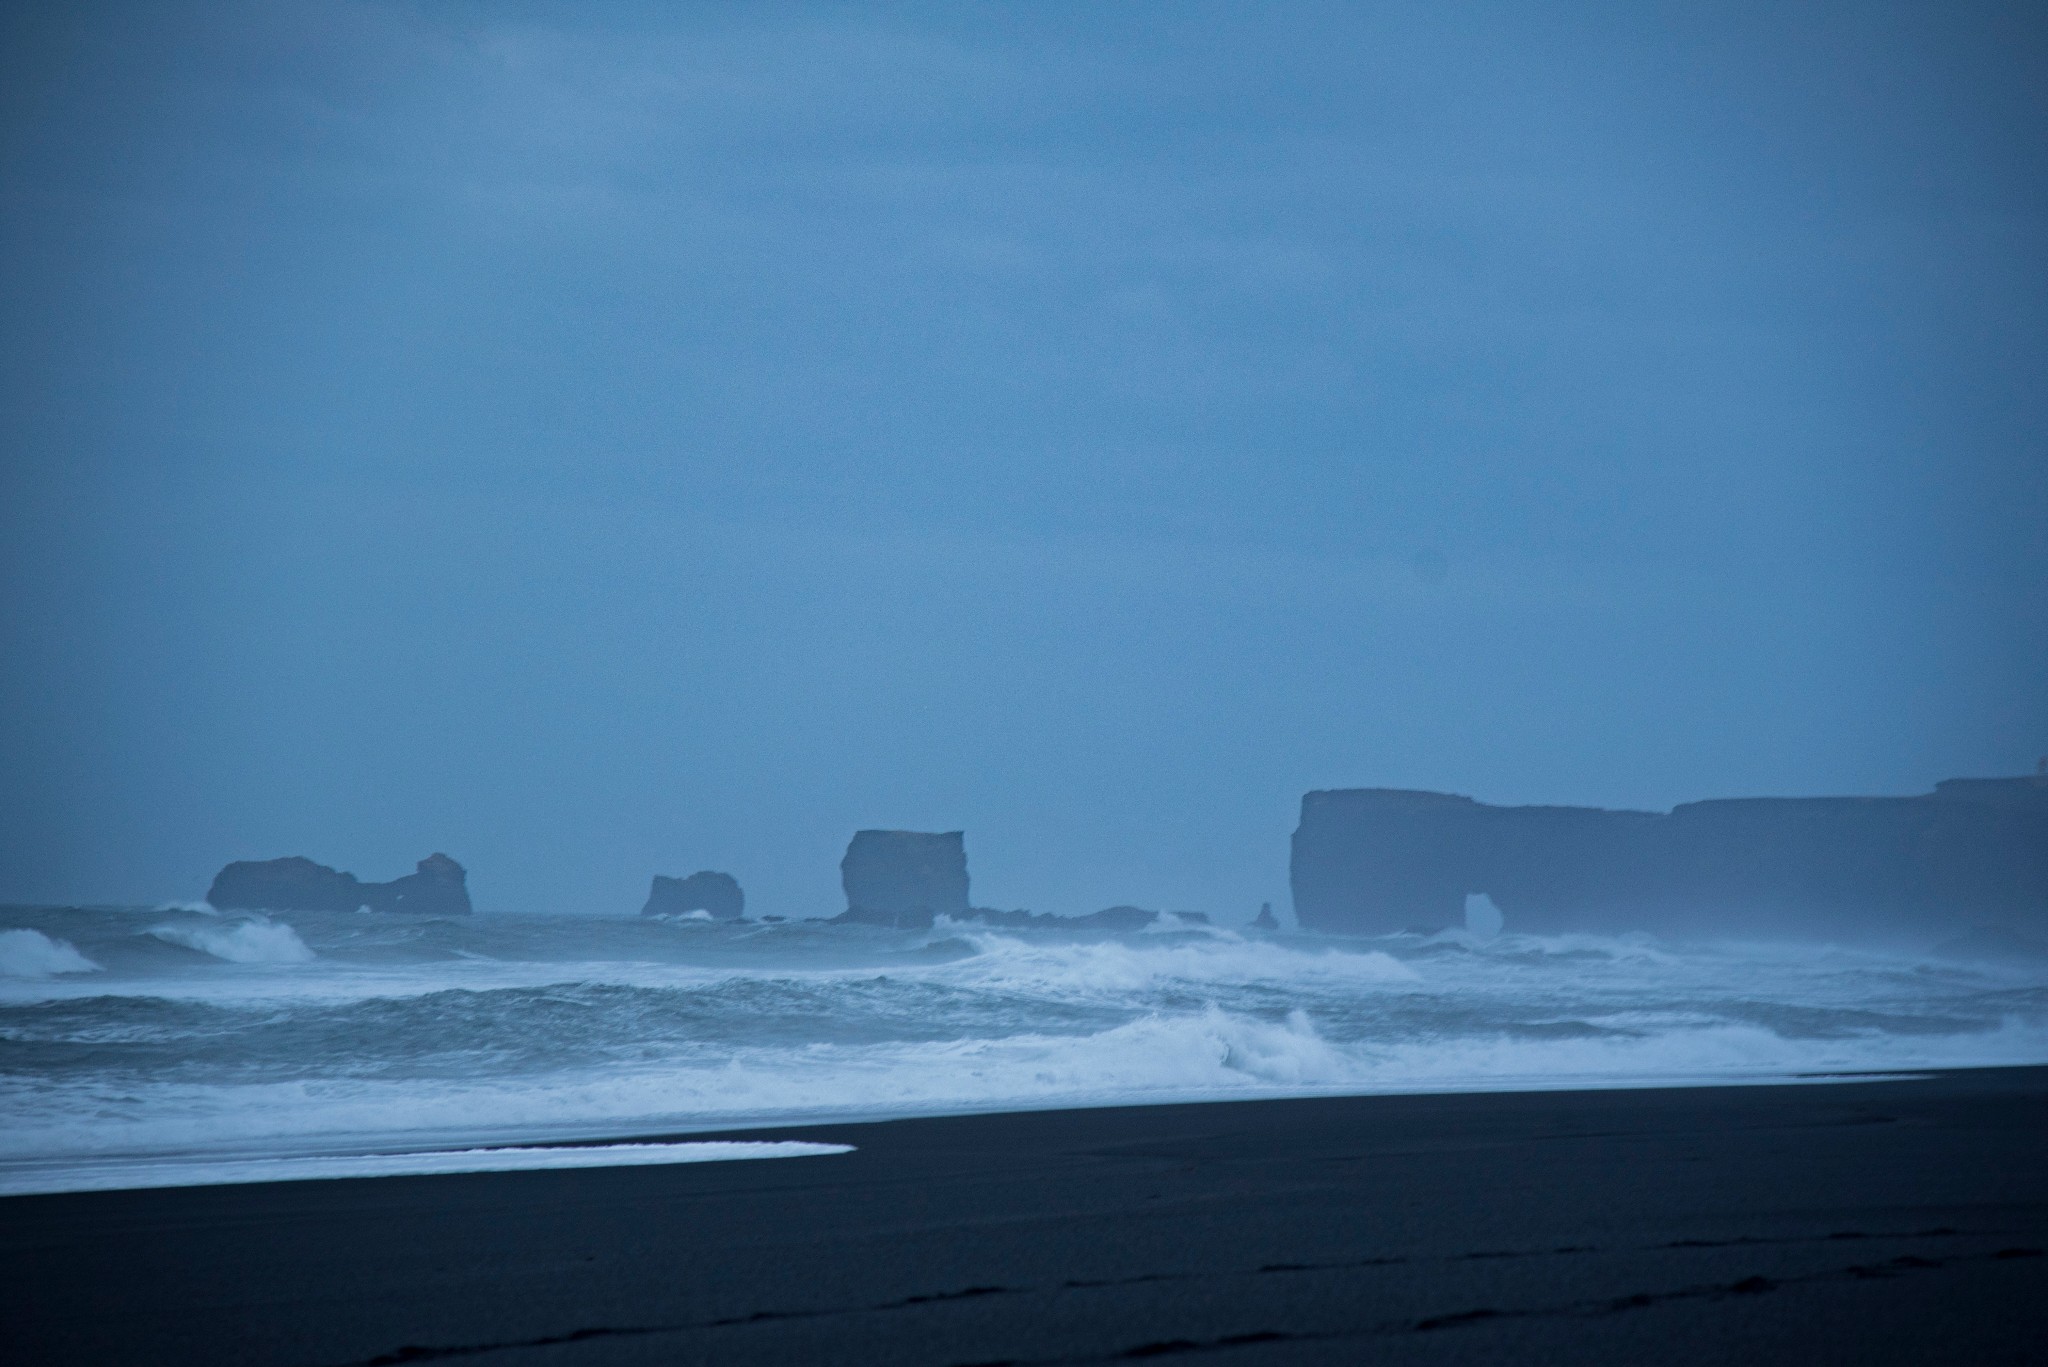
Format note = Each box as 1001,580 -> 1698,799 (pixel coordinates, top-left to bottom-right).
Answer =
1291,777 -> 2048,939
834,830 -> 970,929
206,854 -> 472,916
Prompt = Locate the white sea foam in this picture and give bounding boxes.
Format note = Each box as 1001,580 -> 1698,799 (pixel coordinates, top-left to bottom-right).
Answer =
148,916 -> 316,964
935,924 -> 1422,997
0,929 -> 101,978
1,908 -> 2042,1191
0,1140 -> 854,1196
4,1000 -> 2041,1174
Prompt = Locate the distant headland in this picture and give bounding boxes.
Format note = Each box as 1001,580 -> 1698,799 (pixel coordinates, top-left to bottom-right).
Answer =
1292,775 -> 2048,939
201,774 -> 2047,941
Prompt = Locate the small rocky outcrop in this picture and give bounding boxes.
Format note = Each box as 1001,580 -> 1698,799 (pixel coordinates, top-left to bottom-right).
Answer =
360,854 -> 472,916
206,853 -> 472,915
1079,905 -> 1162,931
961,905 -> 1160,932
643,871 -> 745,919
835,830 -> 970,929
1252,902 -> 1281,930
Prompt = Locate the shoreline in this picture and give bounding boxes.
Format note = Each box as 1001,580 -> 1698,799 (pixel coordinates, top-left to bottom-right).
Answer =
0,1062 -> 1985,1199
6,1066 -> 2044,1365
10,903 -> 2045,1192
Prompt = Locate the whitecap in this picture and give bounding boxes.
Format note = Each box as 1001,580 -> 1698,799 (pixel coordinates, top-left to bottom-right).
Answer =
0,928 -> 101,978
149,916 -> 316,964
932,927 -> 1421,998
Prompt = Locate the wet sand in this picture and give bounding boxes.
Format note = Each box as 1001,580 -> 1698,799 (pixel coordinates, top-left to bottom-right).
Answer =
4,1068 -> 2045,1365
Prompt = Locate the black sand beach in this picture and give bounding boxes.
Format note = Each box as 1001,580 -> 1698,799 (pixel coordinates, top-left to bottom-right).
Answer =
5,1069 -> 2045,1366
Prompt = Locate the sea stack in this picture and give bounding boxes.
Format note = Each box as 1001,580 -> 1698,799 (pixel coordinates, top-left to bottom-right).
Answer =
360,854 -> 472,916
642,871 -> 745,919
205,856 -> 363,913
205,853 -> 473,915
836,830 -> 970,929
1289,776 -> 2048,940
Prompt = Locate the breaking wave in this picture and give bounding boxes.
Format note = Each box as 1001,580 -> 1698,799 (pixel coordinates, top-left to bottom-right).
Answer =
147,914 -> 316,964
2,904 -> 2044,1191
0,929 -> 100,978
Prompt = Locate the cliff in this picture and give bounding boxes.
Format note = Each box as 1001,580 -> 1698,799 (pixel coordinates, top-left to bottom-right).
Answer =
835,830 -> 971,929
206,853 -> 473,916
1290,777 -> 2048,939
642,871 -> 745,919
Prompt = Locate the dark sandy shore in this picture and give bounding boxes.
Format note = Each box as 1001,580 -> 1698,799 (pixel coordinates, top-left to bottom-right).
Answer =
4,1069 -> 2045,1366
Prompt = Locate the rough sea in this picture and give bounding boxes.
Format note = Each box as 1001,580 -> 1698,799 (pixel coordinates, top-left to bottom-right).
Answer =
4,903 -> 2046,1194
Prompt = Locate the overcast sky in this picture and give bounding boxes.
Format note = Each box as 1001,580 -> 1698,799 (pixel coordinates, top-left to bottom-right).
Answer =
3,1 -> 2043,916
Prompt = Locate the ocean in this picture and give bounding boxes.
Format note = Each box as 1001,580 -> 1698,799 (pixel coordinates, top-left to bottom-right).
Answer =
3,904 -> 2045,1195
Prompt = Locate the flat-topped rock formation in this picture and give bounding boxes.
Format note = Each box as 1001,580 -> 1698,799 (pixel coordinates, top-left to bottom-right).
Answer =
835,830 -> 971,929
642,871 -> 744,919
829,830 -> 1203,932
1291,776 -> 2048,940
206,854 -> 472,916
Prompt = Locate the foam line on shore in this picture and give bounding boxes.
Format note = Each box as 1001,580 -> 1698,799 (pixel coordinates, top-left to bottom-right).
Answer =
0,1139 -> 854,1197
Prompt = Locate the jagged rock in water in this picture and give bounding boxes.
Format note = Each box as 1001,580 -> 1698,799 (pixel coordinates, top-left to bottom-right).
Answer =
959,905 -> 1159,932
954,906 -> 1035,929
1080,905 -> 1161,932
1252,902 -> 1281,931
643,871 -> 745,919
206,853 -> 472,915
1290,776 -> 2048,939
360,854 -> 472,916
835,830 -> 970,929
